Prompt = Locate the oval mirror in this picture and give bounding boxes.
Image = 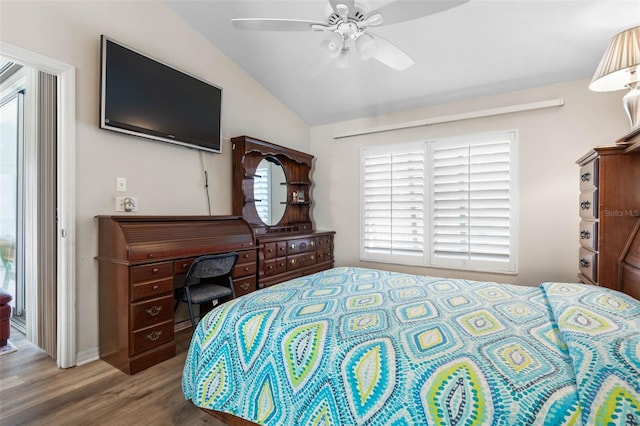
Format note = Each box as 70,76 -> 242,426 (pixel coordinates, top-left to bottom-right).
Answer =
254,157 -> 287,226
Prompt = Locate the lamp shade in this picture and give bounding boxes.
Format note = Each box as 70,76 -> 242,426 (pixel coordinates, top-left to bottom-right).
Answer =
589,26 -> 640,92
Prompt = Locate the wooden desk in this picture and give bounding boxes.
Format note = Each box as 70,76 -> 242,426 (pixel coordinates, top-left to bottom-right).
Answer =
96,215 -> 256,375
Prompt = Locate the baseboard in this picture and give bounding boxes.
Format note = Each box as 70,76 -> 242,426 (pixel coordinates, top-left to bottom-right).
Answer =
75,347 -> 99,366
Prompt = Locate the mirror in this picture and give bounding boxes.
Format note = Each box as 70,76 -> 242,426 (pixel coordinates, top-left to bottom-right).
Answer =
254,157 -> 287,226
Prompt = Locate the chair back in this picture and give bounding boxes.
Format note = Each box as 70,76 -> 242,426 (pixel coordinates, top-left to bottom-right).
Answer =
184,253 -> 239,287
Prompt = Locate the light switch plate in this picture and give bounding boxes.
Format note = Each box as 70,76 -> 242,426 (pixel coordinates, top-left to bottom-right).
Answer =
116,177 -> 127,192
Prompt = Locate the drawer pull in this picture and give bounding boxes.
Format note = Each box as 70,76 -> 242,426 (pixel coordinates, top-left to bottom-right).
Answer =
244,267 -> 249,271
581,172 -> 591,182
146,306 -> 162,316
580,258 -> 590,268
182,263 -> 188,269
310,241 -> 315,246
279,246 -> 285,251
244,253 -> 250,258
291,259 -> 296,265
152,268 -> 159,273
267,248 -> 273,253
240,282 -> 250,291
580,230 -> 591,240
147,254 -> 154,258
290,243 -> 296,249
146,330 -> 162,341
279,262 -> 285,267
152,285 -> 159,291
580,201 -> 591,210
268,265 -> 273,270
311,255 -> 315,260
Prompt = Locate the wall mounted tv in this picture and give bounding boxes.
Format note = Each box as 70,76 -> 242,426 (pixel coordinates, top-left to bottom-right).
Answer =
100,35 -> 222,153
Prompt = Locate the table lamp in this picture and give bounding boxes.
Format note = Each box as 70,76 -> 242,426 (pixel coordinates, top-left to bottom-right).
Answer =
589,26 -> 640,130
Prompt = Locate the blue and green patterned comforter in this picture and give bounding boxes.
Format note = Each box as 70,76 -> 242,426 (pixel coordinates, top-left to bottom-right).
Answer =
182,267 -> 640,425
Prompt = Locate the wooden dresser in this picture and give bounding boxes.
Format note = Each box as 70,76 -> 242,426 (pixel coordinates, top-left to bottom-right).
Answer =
232,136 -> 336,288
257,231 -> 335,288
96,215 -> 256,374
576,133 -> 640,294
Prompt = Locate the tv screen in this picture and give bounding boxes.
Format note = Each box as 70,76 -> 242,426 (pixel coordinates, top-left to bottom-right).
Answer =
100,36 -> 222,153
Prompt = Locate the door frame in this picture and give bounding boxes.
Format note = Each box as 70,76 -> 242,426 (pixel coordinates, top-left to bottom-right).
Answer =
0,41 -> 76,368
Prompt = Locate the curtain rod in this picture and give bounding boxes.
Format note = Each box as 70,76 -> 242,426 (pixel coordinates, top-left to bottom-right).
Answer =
333,98 -> 565,139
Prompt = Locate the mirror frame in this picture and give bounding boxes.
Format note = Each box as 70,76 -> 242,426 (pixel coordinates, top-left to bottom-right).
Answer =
232,136 -> 314,234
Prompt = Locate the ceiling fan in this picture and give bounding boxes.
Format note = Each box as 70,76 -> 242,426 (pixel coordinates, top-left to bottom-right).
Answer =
231,0 -> 469,75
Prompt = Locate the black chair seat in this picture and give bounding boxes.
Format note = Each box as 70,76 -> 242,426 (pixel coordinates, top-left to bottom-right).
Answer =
174,252 -> 239,330
182,284 -> 233,305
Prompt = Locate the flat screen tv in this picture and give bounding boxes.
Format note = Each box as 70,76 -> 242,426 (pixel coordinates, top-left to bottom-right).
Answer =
100,35 -> 222,153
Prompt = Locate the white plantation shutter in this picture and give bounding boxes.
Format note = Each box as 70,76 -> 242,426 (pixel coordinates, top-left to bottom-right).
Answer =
254,165 -> 270,224
361,144 -> 426,264
360,131 -> 517,274
430,134 -> 516,272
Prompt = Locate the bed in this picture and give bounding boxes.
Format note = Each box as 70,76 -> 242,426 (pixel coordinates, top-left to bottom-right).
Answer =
182,267 -> 640,425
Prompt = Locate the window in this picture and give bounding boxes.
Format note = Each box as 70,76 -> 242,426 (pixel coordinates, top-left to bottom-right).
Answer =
361,131 -> 517,274
254,163 -> 271,224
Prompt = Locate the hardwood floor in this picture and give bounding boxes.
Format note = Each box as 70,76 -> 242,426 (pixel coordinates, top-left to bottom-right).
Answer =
0,328 -> 226,425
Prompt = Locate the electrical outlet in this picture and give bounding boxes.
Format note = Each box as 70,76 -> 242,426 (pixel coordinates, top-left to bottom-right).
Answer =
115,196 -> 139,212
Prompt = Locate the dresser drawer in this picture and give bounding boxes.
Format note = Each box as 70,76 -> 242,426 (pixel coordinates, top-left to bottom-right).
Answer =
316,248 -> 332,263
579,221 -> 598,251
238,249 -> 257,264
174,258 -> 196,274
578,247 -> 597,283
287,238 -> 316,255
579,190 -> 598,219
233,276 -> 256,297
263,258 -> 287,276
131,321 -> 174,356
263,259 -> 277,277
131,277 -> 173,302
131,295 -> 174,331
317,235 -> 332,249
233,261 -> 257,279
264,243 -> 277,260
287,252 -> 317,271
579,159 -> 598,190
131,261 -> 173,284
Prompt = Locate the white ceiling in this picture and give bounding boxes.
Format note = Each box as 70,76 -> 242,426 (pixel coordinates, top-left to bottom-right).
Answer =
165,0 -> 640,126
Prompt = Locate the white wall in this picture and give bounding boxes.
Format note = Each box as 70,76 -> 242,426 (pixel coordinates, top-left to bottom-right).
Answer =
310,78 -> 629,287
0,1 -> 310,357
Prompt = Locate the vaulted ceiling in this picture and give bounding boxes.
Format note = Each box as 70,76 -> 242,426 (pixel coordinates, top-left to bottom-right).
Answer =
165,0 -> 640,126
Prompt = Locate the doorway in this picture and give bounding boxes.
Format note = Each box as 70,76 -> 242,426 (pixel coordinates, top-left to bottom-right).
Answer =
0,41 -> 76,368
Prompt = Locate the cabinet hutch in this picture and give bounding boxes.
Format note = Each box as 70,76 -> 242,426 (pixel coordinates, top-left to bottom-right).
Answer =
232,135 -> 335,288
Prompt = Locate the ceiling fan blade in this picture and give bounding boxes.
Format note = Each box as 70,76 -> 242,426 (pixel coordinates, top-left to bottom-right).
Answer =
364,0 -> 469,26
328,0 -> 355,17
231,18 -> 329,31
369,33 -> 414,71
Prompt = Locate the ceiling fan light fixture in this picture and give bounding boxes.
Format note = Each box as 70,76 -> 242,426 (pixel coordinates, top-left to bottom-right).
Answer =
356,33 -> 376,60
322,31 -> 344,57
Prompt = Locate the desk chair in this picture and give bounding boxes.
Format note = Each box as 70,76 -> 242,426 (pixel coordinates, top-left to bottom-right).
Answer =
174,252 -> 238,330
